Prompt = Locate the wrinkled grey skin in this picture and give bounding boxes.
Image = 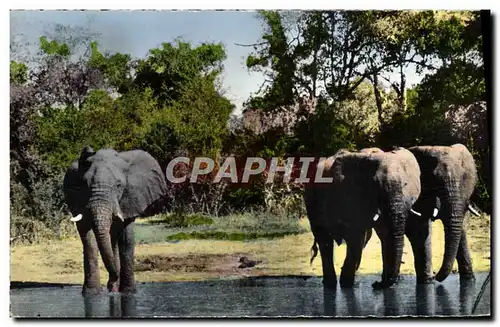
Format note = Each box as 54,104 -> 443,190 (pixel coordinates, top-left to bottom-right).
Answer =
409,144 -> 478,283
63,147 -> 167,295
305,147 -> 421,289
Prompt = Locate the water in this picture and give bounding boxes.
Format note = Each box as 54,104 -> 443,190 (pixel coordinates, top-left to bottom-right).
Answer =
10,273 -> 491,318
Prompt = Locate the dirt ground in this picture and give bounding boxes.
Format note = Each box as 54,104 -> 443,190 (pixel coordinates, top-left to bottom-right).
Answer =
10,217 -> 490,285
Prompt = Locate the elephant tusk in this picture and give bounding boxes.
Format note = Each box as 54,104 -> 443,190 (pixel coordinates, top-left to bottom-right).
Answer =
433,208 -> 439,218
115,211 -> 124,221
468,204 -> 481,217
410,209 -> 422,217
373,213 -> 379,221
70,214 -> 83,222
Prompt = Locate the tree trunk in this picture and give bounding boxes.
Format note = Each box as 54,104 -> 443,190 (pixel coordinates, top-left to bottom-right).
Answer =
371,73 -> 384,126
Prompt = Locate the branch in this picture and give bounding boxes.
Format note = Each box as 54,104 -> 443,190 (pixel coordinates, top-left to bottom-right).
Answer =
405,58 -> 438,71
345,49 -> 360,86
296,75 -> 313,99
358,59 -> 400,79
339,29 -> 350,80
346,74 -> 368,95
379,75 -> 401,96
405,48 -> 418,63
235,41 -> 268,48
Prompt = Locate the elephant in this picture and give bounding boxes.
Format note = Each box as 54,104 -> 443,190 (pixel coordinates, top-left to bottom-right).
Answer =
408,143 -> 480,283
63,146 -> 167,295
304,147 -> 421,289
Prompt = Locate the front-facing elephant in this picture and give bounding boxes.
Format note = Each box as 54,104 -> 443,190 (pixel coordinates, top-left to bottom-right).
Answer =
304,147 -> 421,289
409,144 -> 479,283
63,146 -> 167,295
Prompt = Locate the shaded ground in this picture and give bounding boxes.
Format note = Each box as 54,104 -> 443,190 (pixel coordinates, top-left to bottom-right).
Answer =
10,215 -> 490,285
10,273 -> 491,318
135,253 -> 262,278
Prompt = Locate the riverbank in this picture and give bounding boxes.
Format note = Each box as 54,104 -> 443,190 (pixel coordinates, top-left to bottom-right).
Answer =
10,214 -> 490,285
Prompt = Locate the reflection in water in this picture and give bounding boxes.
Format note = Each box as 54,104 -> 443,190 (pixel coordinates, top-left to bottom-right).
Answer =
342,289 -> 358,317
320,277 -> 483,317
415,284 -> 435,316
323,289 -> 337,317
10,273 -> 490,318
436,284 -> 455,315
121,294 -> 137,317
83,296 -> 98,318
84,294 -> 137,318
382,287 -> 400,317
109,295 -> 120,317
459,279 -> 476,315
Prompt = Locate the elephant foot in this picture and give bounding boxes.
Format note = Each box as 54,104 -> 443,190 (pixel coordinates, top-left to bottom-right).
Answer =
459,272 -> 476,283
339,275 -> 358,288
434,270 -> 451,282
416,275 -> 435,284
107,280 -> 120,293
119,284 -> 137,294
372,277 -> 398,290
106,272 -> 120,292
82,285 -> 102,296
340,280 -> 359,289
460,271 -> 476,280
322,278 -> 337,289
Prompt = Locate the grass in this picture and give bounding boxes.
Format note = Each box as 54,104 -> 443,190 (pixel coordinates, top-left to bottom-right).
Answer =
10,213 -> 490,285
165,230 -> 303,241
139,212 -> 215,227
134,210 -> 308,243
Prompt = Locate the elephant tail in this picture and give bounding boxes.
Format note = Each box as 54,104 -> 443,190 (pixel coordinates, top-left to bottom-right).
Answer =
363,229 -> 372,248
310,238 -> 319,265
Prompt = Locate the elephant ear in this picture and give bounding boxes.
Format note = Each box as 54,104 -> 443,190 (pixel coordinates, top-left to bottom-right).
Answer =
118,150 -> 168,219
63,160 -> 90,217
78,146 -> 96,171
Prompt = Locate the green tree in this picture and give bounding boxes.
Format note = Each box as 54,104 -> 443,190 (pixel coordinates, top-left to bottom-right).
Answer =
144,76 -> 234,162
10,61 -> 28,85
293,98 -> 355,156
88,41 -> 135,94
134,39 -> 227,105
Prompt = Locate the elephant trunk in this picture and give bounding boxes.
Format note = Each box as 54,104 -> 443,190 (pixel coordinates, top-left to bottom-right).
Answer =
385,198 -> 407,286
435,192 -> 464,282
389,226 -> 405,282
89,205 -> 118,284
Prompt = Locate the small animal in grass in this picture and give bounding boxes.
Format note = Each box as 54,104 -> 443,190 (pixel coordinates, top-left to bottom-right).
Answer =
238,257 -> 262,269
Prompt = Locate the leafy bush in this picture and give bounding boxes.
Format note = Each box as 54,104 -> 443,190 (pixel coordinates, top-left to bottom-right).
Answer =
214,209 -> 307,234
10,170 -> 75,244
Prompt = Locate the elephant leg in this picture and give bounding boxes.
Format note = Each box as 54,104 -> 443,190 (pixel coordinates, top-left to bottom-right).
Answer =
374,227 -> 389,283
340,232 -> 364,288
315,229 -> 336,289
108,219 -> 122,292
373,213 -> 405,289
456,228 -> 475,281
118,219 -> 136,293
405,217 -> 434,284
77,221 -> 101,296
